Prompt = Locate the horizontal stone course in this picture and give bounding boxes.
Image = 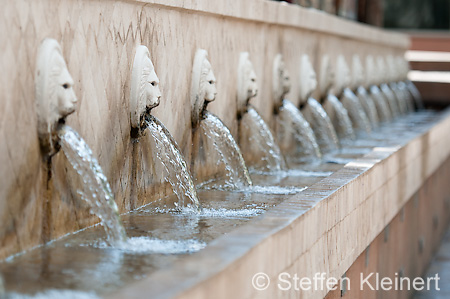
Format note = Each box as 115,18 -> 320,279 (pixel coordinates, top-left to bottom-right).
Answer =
134,0 -> 409,49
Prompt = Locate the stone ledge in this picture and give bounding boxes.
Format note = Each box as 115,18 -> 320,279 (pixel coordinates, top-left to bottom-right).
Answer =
134,0 -> 409,49
110,110 -> 450,299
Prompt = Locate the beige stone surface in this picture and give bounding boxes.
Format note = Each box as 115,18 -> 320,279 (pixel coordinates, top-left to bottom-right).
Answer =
0,0 -> 409,259
326,160 -> 450,299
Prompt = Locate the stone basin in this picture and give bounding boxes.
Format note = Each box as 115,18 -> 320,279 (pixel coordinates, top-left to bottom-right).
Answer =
114,110 -> 450,299
1,110 -> 448,298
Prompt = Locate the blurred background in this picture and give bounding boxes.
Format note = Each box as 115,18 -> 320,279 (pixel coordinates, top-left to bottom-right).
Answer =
273,0 -> 450,108
272,0 -> 450,29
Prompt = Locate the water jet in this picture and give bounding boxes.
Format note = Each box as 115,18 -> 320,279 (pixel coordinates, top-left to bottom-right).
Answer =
190,49 -> 252,190
398,56 -> 425,110
237,52 -> 286,172
352,54 -> 379,127
130,45 -> 200,211
300,54 -> 340,153
377,56 -> 401,117
336,55 -> 371,135
366,55 -> 392,122
320,55 -> 356,141
273,53 -> 322,163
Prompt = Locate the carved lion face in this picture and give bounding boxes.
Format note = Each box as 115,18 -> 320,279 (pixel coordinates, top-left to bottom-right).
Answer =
299,55 -> 317,105
51,52 -> 77,124
143,61 -> 161,111
130,46 -> 161,130
385,55 -> 396,82
376,56 -> 387,85
201,60 -> 217,103
246,64 -> 258,100
191,49 -> 217,128
365,55 -> 376,87
352,55 -> 364,89
281,65 -> 291,96
237,53 -> 258,117
319,55 -> 334,98
273,54 -> 291,108
335,55 -> 351,95
36,39 -> 78,156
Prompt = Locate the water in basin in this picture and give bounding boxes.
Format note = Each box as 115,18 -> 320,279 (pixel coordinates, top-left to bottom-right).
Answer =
0,110 -> 440,298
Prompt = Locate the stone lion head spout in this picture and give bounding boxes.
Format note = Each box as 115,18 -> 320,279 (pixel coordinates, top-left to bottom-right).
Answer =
319,55 -> 335,99
191,49 -> 217,128
35,38 -> 78,158
237,52 -> 258,119
130,45 -> 162,134
351,55 -> 365,90
335,55 -> 351,96
273,54 -> 291,113
376,56 -> 388,85
365,55 -> 376,88
385,55 -> 397,83
298,54 -> 317,106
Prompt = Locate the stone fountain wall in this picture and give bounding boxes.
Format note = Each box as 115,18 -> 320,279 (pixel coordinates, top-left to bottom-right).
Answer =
0,0 -> 409,259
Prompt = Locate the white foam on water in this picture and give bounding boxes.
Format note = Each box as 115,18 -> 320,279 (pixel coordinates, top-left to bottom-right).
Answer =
152,206 -> 265,218
197,184 -> 307,195
7,290 -> 99,299
251,169 -> 332,177
95,237 -> 206,255
282,170 -> 333,177
195,207 -> 263,218
244,185 -> 308,195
